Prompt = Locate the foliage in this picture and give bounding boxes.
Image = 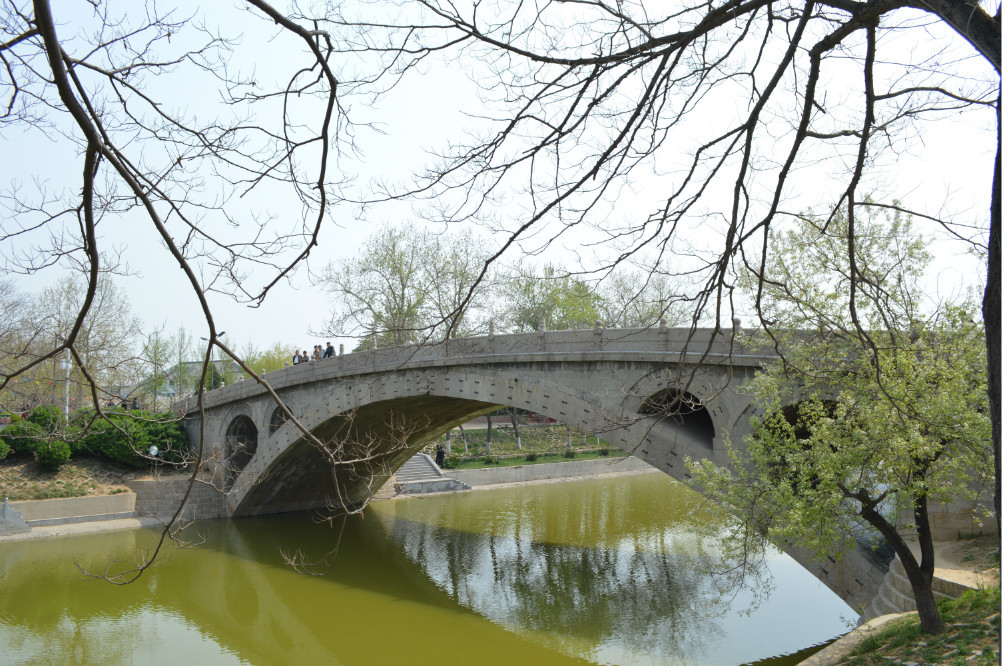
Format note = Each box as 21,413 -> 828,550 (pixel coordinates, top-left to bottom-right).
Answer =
0,437 -> 8,460
34,440 -> 72,471
202,364 -> 224,392
243,342 -> 298,375
507,264 -> 604,332
78,410 -> 187,469
26,405 -> 64,434
445,448 -> 626,470
0,420 -> 45,455
688,210 -> 992,634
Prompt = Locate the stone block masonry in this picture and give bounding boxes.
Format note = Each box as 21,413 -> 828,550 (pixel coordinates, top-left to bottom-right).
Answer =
128,475 -> 226,522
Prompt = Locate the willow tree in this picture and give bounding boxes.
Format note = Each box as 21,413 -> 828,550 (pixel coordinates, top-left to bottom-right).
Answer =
688,209 -> 992,634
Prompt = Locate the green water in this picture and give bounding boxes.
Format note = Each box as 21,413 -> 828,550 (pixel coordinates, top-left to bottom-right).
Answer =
0,474 -> 852,665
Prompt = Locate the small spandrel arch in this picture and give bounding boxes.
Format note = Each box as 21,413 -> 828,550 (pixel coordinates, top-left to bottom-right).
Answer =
639,388 -> 715,446
269,405 -> 293,436
225,415 -> 258,491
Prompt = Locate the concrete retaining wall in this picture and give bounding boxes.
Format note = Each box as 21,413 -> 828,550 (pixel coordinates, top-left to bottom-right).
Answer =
896,496 -> 998,541
9,493 -> 137,526
448,455 -> 655,487
128,476 -> 226,522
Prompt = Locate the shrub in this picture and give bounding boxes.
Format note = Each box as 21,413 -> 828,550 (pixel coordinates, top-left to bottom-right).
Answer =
135,413 -> 187,464
82,411 -> 188,468
35,439 -> 72,471
563,449 -> 576,459
442,454 -> 461,469
0,436 -> 8,460
524,452 -> 538,462
599,447 -> 610,456
26,405 -> 64,434
0,420 -> 45,455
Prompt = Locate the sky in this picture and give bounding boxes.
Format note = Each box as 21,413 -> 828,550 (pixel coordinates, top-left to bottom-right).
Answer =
0,1 -> 996,360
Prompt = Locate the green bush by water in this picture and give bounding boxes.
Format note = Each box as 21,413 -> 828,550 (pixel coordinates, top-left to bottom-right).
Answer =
35,440 -> 72,471
1,407 -> 187,470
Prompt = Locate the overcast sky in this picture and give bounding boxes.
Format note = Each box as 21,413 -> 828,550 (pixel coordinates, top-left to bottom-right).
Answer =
1,1 -> 995,359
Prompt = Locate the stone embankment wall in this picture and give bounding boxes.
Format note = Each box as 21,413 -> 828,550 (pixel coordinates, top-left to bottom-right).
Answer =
128,475 -> 226,522
9,493 -> 136,527
447,455 -> 656,487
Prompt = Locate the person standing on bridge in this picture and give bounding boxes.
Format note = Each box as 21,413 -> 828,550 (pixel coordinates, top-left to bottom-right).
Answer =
323,342 -> 335,358
293,351 -> 302,365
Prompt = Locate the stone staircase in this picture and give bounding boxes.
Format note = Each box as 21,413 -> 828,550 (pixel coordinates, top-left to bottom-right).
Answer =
860,556 -> 969,623
393,453 -> 470,495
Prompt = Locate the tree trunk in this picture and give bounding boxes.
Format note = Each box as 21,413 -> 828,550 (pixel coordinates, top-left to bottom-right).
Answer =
901,494 -> 943,633
983,102 -> 1001,538
459,424 -> 468,454
444,430 -> 451,455
508,408 -> 521,450
857,490 -> 943,633
486,414 -> 492,455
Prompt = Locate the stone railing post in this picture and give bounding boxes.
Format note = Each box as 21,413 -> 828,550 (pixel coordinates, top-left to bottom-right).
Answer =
594,320 -> 603,350
659,317 -> 669,351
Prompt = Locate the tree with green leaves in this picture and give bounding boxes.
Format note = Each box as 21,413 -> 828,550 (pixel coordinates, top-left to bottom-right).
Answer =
688,208 -> 992,634
506,264 -> 604,332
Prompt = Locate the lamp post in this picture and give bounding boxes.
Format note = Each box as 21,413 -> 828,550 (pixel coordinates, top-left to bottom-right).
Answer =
58,347 -> 70,417
199,331 -> 226,390
55,336 -> 71,417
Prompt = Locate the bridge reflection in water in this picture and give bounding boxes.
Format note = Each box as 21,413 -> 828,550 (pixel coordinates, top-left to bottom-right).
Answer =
0,474 -> 852,664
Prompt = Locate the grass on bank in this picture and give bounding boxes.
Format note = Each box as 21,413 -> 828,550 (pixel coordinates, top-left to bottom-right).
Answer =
441,447 -> 629,470
845,585 -> 1000,665
423,423 -> 630,469
0,455 -> 132,500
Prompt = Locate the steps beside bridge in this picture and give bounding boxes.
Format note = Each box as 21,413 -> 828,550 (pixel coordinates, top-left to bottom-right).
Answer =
393,453 -> 470,495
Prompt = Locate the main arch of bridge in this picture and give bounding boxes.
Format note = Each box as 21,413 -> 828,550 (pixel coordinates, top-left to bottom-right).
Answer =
179,328 -> 768,517
177,327 -> 890,613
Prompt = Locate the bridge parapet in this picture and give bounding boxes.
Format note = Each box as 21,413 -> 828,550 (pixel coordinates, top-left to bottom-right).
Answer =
181,327 -> 775,413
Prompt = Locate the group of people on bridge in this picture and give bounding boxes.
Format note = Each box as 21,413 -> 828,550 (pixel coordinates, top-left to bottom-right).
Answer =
292,343 -> 336,365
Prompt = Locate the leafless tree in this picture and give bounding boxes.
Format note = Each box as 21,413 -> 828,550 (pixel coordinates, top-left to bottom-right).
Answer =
313,0 -> 1000,531
0,0 -> 385,580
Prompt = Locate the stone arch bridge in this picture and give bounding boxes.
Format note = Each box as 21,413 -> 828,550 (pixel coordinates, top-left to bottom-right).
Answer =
179,326 -> 767,516
177,326 -> 887,612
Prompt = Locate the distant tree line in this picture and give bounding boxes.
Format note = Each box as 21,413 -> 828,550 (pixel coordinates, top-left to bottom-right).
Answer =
318,224 -> 696,350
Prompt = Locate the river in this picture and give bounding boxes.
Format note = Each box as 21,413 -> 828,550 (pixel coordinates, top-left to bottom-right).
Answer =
0,474 -> 852,664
